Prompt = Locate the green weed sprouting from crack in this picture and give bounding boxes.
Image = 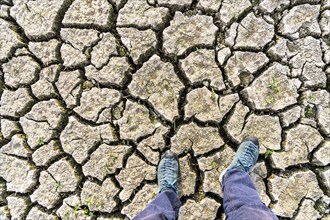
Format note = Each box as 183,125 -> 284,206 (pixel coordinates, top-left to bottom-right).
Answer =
307,94 -> 317,102
116,41 -> 127,56
304,106 -> 315,118
9,26 -> 26,44
86,196 -> 94,208
210,158 -> 221,169
196,185 -> 205,203
267,76 -> 283,93
150,191 -> 156,200
36,137 -> 45,146
210,88 -> 216,102
63,211 -> 70,219
72,196 -> 94,217
73,204 -> 80,214
265,149 -> 273,159
84,196 -> 95,217
265,96 -> 275,105
149,114 -> 158,125
73,204 -> 93,217
0,206 -> 10,218
56,181 -> 63,191
265,76 -> 283,106
83,207 -> 94,217
82,81 -> 93,91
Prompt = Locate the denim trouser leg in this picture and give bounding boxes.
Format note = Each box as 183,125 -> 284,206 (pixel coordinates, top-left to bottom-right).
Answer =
222,169 -> 278,220
133,190 -> 181,220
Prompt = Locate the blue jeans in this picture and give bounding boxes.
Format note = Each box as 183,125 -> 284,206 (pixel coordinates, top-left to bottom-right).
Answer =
222,169 -> 278,220
133,169 -> 278,220
133,190 -> 181,220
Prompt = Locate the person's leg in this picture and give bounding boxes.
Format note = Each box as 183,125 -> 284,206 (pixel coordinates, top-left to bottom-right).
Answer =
133,150 -> 181,220
222,169 -> 278,220
133,190 -> 181,220
220,137 -> 278,220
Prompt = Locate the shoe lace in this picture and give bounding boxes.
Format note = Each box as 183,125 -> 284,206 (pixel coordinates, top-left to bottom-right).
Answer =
159,157 -> 178,193
238,142 -> 258,172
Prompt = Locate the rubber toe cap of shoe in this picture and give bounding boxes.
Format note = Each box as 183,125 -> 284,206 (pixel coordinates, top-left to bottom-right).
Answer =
242,136 -> 259,146
162,150 -> 174,158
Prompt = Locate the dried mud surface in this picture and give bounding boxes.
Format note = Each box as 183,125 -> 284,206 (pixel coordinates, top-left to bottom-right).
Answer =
0,0 -> 329,219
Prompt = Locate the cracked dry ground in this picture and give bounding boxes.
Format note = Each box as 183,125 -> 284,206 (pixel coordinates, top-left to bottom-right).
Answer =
0,0 -> 329,219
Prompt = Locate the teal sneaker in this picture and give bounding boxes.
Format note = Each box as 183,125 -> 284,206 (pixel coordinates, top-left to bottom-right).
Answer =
228,137 -> 259,172
157,150 -> 180,194
220,137 -> 259,183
